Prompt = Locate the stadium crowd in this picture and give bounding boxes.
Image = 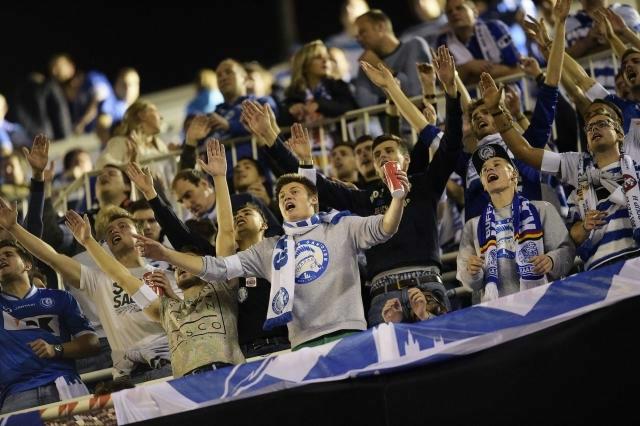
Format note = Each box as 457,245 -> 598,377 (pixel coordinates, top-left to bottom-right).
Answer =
2,0 -> 640,416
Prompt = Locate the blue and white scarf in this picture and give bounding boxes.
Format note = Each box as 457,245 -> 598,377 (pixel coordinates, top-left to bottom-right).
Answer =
477,193 -> 547,302
264,210 -> 351,330
445,21 -> 502,66
576,153 -> 640,245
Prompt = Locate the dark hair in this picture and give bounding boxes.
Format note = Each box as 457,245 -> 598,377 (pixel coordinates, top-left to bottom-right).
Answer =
371,134 -> 408,155
467,98 -> 486,121
30,267 -> 48,287
234,156 -> 265,177
127,199 -> 152,214
179,245 -> 209,257
172,168 -> 208,189
275,174 -> 318,199
357,9 -> 393,32
63,148 -> 88,171
0,240 -> 33,266
587,99 -> 624,125
102,164 -> 131,187
234,202 -> 268,225
354,135 -> 374,148
185,219 -> 217,243
331,141 -> 355,153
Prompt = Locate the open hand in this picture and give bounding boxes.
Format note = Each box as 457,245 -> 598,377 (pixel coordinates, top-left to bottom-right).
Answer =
432,45 -> 457,95
22,134 -> 50,177
285,123 -> 313,163
126,163 -> 157,200
64,210 -> 94,246
479,72 -> 504,111
554,0 -> 571,22
197,138 -> 227,177
0,197 -> 18,231
186,115 -> 213,145
360,61 -> 395,89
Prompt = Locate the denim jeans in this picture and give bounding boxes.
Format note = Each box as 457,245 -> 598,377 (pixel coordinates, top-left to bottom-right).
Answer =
0,382 -> 60,414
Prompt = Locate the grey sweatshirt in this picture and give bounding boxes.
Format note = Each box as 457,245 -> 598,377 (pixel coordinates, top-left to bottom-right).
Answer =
456,200 -> 575,302
198,214 -> 392,348
353,37 -> 432,107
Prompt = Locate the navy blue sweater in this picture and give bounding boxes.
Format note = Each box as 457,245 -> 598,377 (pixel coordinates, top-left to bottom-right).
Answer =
264,93 -> 463,277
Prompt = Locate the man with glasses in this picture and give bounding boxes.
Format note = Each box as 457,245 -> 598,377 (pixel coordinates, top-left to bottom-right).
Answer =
482,71 -> 640,270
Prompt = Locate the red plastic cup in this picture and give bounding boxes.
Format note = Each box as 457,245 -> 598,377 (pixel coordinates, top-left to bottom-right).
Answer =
143,271 -> 164,297
383,161 -> 405,199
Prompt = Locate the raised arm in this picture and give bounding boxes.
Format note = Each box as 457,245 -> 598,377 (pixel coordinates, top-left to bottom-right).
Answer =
197,138 -> 236,256
594,8 -> 631,58
360,61 -> 428,132
545,0 -> 570,87
479,73 -> 545,169
0,197 -> 81,287
22,135 -> 51,237
381,161 -> 410,235
134,234 -> 205,276
64,210 -> 161,321
180,115 -> 213,170
126,162 -> 214,255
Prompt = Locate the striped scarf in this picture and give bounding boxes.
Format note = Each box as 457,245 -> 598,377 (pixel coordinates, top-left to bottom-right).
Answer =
477,193 -> 547,302
264,210 -> 351,330
576,153 -> 640,260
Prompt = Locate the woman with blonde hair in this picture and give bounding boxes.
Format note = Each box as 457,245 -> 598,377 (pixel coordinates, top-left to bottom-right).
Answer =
97,99 -> 172,191
285,40 -> 356,163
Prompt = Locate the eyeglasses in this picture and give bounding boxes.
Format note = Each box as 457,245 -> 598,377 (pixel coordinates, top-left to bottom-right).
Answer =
584,119 -> 616,134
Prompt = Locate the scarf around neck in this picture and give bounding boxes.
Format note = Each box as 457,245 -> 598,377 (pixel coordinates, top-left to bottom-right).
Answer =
264,210 -> 351,330
477,193 -> 547,302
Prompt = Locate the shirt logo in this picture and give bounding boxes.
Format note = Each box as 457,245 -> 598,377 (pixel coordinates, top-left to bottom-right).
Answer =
40,297 -> 54,309
623,174 -> 637,192
478,146 -> 496,161
295,240 -> 329,284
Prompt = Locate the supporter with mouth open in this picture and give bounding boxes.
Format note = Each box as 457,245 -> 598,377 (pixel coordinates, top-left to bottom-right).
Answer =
456,144 -> 574,304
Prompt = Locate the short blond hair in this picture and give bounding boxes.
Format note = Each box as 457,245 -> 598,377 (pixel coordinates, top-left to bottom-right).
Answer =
95,206 -> 141,241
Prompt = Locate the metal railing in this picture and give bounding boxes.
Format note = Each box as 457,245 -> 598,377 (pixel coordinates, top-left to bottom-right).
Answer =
47,47 -> 620,212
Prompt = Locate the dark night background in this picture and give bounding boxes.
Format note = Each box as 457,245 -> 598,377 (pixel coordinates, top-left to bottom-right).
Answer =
1,0 -> 419,114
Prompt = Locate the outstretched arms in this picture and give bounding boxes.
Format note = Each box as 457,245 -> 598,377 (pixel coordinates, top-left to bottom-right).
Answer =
479,73 -> 546,169
0,197 -> 81,287
197,138 -> 236,256
64,210 -> 162,321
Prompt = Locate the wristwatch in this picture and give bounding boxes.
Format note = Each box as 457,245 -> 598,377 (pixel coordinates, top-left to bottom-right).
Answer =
53,344 -> 64,359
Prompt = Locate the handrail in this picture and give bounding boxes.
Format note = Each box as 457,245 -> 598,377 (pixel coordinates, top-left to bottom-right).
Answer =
34,47 -> 623,213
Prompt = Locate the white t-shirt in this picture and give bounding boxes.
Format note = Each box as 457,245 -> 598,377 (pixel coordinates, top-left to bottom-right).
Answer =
80,263 -> 175,376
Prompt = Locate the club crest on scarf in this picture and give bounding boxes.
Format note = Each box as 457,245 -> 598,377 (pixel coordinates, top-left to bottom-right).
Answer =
271,287 -> 290,315
477,193 -> 547,302
295,240 -> 329,284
